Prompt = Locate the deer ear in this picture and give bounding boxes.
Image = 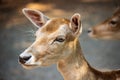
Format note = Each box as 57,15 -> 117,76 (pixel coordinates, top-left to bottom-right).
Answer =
22,8 -> 49,28
70,13 -> 82,36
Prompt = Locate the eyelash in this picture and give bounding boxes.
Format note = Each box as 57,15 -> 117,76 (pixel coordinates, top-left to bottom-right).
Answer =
54,37 -> 65,42
51,37 -> 65,45
110,20 -> 117,25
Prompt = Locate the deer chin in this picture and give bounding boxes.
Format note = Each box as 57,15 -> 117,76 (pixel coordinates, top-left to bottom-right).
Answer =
89,34 -> 116,40
88,32 -> 97,39
19,60 -> 43,69
21,64 -> 40,69
20,59 -> 56,69
88,32 -> 117,40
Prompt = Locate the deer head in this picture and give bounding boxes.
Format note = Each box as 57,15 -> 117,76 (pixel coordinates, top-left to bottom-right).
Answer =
88,8 -> 120,40
19,8 -> 82,69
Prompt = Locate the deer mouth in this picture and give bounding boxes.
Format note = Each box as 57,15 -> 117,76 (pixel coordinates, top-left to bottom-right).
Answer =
19,56 -> 42,69
88,32 -> 97,38
22,64 -> 39,69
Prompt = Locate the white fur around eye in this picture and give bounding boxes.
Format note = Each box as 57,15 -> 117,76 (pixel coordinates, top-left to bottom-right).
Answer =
59,24 -> 70,34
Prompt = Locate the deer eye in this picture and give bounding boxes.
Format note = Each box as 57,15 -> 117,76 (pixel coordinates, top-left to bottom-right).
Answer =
110,20 -> 117,25
55,37 -> 65,42
51,36 -> 65,44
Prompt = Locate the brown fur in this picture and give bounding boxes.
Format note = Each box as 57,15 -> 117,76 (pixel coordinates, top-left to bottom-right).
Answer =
57,39 -> 120,80
19,9 -> 120,80
41,18 -> 70,33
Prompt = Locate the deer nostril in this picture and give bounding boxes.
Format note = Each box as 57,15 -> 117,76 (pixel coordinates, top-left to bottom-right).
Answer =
23,56 -> 31,61
87,28 -> 92,33
19,56 -> 31,64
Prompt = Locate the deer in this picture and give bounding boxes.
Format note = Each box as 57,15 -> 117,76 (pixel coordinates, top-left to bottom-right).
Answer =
19,8 -> 120,80
88,8 -> 120,40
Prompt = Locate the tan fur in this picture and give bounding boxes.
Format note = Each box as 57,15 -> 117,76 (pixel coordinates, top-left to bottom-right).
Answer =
41,18 -> 70,33
19,9 -> 120,80
88,8 -> 120,40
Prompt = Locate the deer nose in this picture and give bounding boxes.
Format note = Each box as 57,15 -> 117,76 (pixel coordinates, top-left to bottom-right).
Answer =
87,28 -> 92,33
19,56 -> 31,64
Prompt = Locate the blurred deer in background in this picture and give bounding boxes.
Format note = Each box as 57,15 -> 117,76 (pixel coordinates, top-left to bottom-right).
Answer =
88,8 -> 120,40
19,8 -> 120,80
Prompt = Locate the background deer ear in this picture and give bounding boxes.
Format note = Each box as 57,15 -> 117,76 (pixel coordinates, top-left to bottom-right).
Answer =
70,13 -> 82,36
22,8 -> 49,28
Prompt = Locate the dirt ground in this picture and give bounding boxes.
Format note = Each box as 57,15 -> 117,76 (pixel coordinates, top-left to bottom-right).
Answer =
0,0 -> 120,80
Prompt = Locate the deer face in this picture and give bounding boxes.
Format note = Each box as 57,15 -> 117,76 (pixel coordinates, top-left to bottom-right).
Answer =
19,8 -> 82,69
88,8 -> 120,40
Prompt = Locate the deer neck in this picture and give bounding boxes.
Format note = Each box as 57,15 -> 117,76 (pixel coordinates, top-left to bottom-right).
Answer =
57,38 -> 93,80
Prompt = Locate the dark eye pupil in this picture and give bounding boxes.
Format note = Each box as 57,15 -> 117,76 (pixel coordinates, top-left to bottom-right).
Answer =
110,20 -> 117,25
55,38 -> 65,42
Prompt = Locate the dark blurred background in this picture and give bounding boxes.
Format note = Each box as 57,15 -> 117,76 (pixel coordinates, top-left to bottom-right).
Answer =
0,0 -> 120,80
